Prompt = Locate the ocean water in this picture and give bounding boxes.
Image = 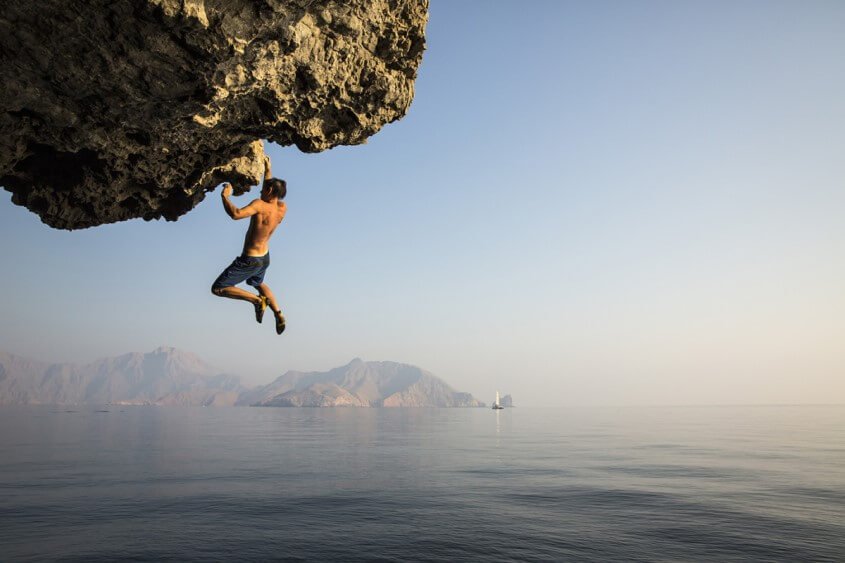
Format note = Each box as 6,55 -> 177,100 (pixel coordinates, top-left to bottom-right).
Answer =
0,406 -> 843,561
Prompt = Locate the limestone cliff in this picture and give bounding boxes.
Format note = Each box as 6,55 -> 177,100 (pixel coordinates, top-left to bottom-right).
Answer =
0,0 -> 428,229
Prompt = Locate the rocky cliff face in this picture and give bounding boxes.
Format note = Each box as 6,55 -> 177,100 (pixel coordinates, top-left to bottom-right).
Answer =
244,358 -> 485,407
0,0 -> 428,229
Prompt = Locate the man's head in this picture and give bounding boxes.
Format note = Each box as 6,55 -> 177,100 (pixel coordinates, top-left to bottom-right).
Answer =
262,178 -> 287,200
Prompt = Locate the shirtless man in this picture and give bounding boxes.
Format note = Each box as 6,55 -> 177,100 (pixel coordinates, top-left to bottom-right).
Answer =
211,155 -> 287,334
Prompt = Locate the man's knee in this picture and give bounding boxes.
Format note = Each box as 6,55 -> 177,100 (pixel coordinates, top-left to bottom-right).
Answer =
211,285 -> 228,296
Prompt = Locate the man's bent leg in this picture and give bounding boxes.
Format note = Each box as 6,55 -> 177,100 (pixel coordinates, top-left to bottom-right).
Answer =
257,283 -> 285,334
212,285 -> 262,305
256,283 -> 281,314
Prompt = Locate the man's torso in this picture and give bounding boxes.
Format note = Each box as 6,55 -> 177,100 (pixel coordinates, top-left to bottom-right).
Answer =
243,199 -> 286,256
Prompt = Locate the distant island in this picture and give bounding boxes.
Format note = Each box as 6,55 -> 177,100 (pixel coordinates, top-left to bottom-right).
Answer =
0,348 -> 486,408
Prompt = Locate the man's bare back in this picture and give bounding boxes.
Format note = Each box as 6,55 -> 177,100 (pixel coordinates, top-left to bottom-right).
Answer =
240,197 -> 286,256
211,155 -> 288,334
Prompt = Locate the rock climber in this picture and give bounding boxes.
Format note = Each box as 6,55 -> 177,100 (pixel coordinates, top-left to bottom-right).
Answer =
211,154 -> 287,334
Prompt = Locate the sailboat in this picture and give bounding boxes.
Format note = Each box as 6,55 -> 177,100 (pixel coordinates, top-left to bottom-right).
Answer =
492,390 -> 504,410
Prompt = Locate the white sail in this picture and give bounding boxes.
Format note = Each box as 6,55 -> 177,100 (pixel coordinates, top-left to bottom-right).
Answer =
492,390 -> 504,409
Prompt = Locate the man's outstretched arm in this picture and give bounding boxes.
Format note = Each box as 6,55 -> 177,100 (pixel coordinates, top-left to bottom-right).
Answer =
263,155 -> 272,181
221,183 -> 259,220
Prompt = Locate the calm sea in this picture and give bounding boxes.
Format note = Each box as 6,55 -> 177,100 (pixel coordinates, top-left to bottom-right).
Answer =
0,405 -> 843,561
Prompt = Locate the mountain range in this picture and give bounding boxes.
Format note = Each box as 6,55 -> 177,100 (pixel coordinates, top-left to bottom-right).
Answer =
238,358 -> 484,407
0,347 -> 244,406
0,348 -> 485,408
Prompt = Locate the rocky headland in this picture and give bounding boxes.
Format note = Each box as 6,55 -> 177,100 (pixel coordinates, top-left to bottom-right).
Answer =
240,358 -> 485,407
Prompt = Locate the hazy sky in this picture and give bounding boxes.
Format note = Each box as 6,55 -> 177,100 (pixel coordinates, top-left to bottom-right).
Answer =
1,1 -> 843,405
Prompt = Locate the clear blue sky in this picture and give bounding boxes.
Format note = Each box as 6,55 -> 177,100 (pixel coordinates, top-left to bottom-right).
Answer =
2,1 -> 844,405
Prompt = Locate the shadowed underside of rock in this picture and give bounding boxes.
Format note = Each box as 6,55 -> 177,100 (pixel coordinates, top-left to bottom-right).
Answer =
0,0 -> 428,229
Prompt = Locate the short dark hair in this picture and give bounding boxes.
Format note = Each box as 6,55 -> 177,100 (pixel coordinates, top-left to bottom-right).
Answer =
265,178 -> 286,199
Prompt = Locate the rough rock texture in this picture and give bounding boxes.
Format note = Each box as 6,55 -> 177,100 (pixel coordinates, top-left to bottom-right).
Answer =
0,0 -> 428,229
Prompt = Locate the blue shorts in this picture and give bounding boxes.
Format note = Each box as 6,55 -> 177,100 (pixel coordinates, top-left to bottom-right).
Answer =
212,253 -> 270,289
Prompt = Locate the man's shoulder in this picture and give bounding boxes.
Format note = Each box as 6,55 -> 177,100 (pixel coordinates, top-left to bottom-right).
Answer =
255,199 -> 283,219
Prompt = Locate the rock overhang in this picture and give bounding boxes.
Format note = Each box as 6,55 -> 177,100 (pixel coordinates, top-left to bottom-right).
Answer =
0,0 -> 428,229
